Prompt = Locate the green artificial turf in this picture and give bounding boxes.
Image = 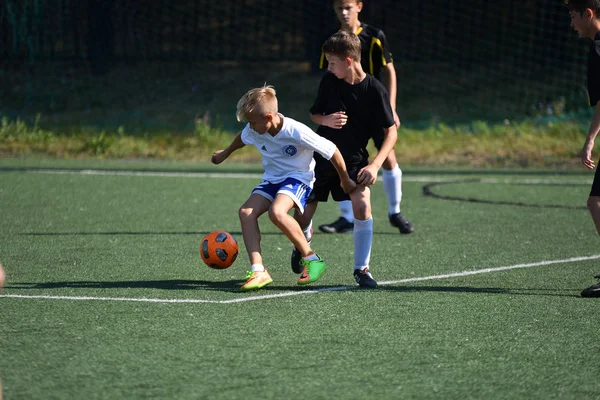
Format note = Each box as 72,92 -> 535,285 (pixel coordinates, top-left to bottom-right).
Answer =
0,159 -> 598,399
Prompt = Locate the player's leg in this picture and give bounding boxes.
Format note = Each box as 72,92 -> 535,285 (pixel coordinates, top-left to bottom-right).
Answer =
291,201 -> 319,273
381,148 -> 414,234
269,180 -> 314,257
582,169 -> 600,297
587,196 -> 600,234
238,191 -> 273,291
318,200 -> 354,233
293,200 -> 318,235
293,202 -> 327,285
292,168 -> 334,275
317,162 -> 353,234
283,199 -> 327,285
348,185 -> 377,288
581,197 -> 600,296
239,193 -> 271,266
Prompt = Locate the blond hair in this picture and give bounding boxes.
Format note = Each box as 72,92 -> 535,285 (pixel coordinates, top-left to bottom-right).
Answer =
236,85 -> 278,122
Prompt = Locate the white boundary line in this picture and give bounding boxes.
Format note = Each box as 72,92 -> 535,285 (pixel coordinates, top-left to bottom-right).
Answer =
1,254 -> 597,304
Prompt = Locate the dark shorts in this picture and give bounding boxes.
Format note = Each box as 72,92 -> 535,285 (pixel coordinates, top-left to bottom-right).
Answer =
590,161 -> 600,196
308,159 -> 368,203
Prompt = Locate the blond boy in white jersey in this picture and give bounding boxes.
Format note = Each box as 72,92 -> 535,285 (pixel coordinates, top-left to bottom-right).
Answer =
212,85 -> 356,291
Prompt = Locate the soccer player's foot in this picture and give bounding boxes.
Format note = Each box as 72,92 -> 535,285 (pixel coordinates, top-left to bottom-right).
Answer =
318,217 -> 353,234
354,268 -> 378,288
297,255 -> 327,285
581,274 -> 600,297
389,212 -> 414,234
240,270 -> 273,291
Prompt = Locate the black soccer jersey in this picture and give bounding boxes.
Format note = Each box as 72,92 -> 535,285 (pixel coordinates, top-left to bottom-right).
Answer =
319,23 -> 394,80
588,32 -> 600,107
310,73 -> 395,166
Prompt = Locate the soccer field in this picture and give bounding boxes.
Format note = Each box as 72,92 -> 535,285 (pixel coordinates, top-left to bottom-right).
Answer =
0,159 -> 599,399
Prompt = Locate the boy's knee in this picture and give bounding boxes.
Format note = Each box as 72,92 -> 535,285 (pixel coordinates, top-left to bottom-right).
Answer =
352,201 -> 370,220
267,205 -> 286,224
239,206 -> 254,221
588,196 -> 600,210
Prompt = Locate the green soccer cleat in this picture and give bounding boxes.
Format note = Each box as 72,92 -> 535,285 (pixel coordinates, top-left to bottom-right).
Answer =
297,255 -> 327,285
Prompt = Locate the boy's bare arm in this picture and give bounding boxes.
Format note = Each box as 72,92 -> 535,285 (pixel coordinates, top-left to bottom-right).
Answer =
211,133 -> 246,164
382,63 -> 400,128
329,148 -> 357,194
582,102 -> 600,169
357,126 -> 398,185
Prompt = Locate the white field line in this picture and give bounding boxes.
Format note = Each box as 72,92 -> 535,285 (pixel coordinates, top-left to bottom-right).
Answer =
1,254 -> 598,304
14,168 -> 592,184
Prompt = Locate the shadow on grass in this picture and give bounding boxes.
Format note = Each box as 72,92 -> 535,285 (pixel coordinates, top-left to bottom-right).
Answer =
377,285 -> 579,297
7,279 -> 244,293
5,280 -> 348,293
423,179 -> 587,210
5,281 -> 580,297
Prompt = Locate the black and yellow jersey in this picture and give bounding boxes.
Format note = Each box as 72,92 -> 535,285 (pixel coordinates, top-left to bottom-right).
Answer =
319,22 -> 393,80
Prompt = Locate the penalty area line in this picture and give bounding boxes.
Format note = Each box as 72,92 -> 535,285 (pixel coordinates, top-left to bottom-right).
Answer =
1,254 -> 598,304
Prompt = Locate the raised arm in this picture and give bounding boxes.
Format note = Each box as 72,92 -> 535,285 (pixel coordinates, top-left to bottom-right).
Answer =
211,133 -> 246,164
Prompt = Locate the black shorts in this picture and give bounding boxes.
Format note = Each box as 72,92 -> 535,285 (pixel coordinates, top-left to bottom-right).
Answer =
590,160 -> 600,196
308,159 -> 368,203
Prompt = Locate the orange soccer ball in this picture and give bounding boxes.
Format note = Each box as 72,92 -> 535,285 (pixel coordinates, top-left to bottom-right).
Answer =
200,231 -> 239,269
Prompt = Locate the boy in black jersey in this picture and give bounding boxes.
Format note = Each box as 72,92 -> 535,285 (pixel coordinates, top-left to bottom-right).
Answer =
317,0 -> 414,236
293,30 -> 397,287
567,0 -> 600,297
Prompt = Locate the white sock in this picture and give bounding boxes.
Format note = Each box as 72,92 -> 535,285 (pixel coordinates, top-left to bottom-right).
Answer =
304,220 -> 313,242
382,165 -> 402,215
303,254 -> 319,261
353,218 -> 373,270
339,200 -> 354,223
251,264 -> 265,272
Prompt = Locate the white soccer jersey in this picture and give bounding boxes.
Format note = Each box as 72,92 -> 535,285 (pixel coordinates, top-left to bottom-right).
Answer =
240,114 -> 337,187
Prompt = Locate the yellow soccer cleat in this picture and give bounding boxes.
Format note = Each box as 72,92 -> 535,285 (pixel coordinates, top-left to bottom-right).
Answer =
240,270 -> 273,291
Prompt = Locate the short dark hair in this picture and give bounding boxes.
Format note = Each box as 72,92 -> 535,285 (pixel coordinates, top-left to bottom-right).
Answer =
322,30 -> 362,62
565,0 -> 600,15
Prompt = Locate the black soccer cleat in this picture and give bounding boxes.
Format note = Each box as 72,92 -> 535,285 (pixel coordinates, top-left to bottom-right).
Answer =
581,274 -> 600,297
318,217 -> 353,234
354,268 -> 378,288
389,212 -> 414,234
290,247 -> 304,274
